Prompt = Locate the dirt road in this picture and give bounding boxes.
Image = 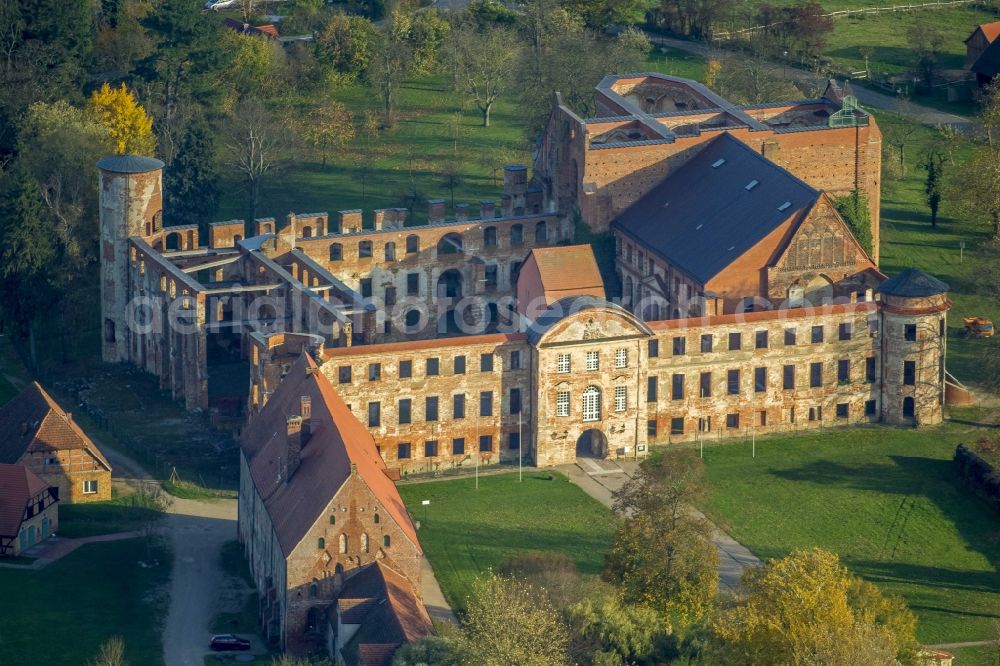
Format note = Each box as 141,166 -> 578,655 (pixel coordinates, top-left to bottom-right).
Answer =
100,445 -> 242,666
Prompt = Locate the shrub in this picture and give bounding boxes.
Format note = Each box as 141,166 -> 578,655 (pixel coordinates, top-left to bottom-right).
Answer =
954,441 -> 1000,513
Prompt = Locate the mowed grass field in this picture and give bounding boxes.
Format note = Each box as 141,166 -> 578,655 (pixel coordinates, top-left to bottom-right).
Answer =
822,6 -> 999,78
397,472 -> 615,612
0,538 -> 171,665
697,422 -> 1000,645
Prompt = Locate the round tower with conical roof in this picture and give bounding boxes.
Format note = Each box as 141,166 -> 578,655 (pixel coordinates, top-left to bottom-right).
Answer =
877,268 -> 950,426
97,155 -> 165,363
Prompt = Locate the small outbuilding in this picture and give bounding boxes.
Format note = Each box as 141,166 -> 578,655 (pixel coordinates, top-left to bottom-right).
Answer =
0,463 -> 59,557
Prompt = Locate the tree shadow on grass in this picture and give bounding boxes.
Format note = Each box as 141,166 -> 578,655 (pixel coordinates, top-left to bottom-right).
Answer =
848,559 -> 1000,599
771,455 -> 1000,573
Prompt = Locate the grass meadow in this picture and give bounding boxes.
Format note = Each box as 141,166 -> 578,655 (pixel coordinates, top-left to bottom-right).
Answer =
697,421 -> 1000,645
397,472 -> 615,613
0,538 -> 171,665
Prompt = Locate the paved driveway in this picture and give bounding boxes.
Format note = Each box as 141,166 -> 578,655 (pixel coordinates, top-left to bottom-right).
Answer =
559,457 -> 760,592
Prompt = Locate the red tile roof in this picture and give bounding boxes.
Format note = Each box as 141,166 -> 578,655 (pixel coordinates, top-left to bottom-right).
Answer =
0,382 -> 111,470
241,354 -> 420,556
322,333 -> 526,359
0,463 -> 50,537
337,562 -> 434,665
529,244 -> 606,299
978,21 -> 1000,44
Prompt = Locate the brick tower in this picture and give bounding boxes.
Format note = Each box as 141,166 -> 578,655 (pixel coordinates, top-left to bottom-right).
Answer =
97,155 -> 165,363
877,268 -> 950,426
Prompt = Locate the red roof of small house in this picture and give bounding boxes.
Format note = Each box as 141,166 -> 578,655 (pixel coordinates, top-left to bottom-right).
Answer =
0,463 -> 50,537
336,561 -> 434,665
968,21 -> 1000,45
240,354 -> 420,557
0,382 -> 111,471
222,18 -> 279,38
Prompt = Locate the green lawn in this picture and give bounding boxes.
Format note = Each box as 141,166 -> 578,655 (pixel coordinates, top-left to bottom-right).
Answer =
873,110 -> 1000,386
217,45 -> 713,227
697,422 -> 1000,645
822,7 -> 996,80
0,538 -> 171,665
397,472 -> 615,613
218,75 -> 533,226
57,493 -> 165,538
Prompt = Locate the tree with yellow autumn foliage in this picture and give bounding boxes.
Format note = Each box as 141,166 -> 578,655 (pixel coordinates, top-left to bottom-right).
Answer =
706,548 -> 918,665
86,82 -> 156,155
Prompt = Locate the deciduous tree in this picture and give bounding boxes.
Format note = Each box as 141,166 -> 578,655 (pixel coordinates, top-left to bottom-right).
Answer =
301,100 -> 355,167
88,635 -> 127,666
225,100 -> 287,224
604,451 -> 719,626
708,548 -> 917,666
451,25 -> 522,127
460,572 -> 570,665
566,589 -> 674,665
0,169 -> 55,364
86,83 -> 157,156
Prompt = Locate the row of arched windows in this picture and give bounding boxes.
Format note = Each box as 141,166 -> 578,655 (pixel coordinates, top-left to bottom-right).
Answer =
318,533 -> 391,552
326,221 -> 550,263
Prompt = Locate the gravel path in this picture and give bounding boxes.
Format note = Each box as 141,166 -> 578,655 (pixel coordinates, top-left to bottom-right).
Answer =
99,444 -> 243,666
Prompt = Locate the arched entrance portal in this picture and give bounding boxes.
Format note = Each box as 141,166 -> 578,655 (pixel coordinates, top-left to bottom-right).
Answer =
576,429 -> 609,459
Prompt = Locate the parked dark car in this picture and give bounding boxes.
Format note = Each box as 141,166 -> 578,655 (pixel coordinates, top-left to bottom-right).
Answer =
210,634 -> 252,652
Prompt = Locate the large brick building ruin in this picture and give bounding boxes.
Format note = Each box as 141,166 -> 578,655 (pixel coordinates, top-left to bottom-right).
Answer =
238,354 -> 428,656
98,73 -> 953,476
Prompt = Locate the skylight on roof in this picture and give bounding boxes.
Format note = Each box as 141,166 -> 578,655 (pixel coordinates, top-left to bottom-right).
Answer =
745,180 -> 759,191
711,159 -> 726,168
778,201 -> 792,211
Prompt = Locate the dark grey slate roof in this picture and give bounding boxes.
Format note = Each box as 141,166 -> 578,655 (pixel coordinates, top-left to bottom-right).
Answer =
610,133 -> 818,284
524,295 -> 649,344
876,268 -> 949,297
96,155 -> 165,174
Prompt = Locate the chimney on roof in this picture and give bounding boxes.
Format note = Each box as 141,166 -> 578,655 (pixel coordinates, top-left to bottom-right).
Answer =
286,415 -> 303,480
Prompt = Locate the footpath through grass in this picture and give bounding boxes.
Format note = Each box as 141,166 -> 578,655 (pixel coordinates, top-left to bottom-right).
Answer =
0,537 -> 171,665
696,421 -> 1000,645
397,471 -> 614,613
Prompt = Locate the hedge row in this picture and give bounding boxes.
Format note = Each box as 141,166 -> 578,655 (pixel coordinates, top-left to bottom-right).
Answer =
954,443 -> 1000,513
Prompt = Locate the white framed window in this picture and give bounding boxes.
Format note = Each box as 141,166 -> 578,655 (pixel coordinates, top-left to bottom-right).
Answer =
615,386 -> 627,412
82,480 -> 98,494
556,391 -> 570,417
582,386 -> 601,422
615,348 -> 628,368
586,351 -> 599,371
557,353 -> 571,373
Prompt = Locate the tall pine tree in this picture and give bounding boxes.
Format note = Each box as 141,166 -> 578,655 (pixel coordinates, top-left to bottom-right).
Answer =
0,169 -> 55,362
164,119 -> 219,235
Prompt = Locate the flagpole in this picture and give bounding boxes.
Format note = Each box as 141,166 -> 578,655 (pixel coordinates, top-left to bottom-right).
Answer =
518,410 -> 523,482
